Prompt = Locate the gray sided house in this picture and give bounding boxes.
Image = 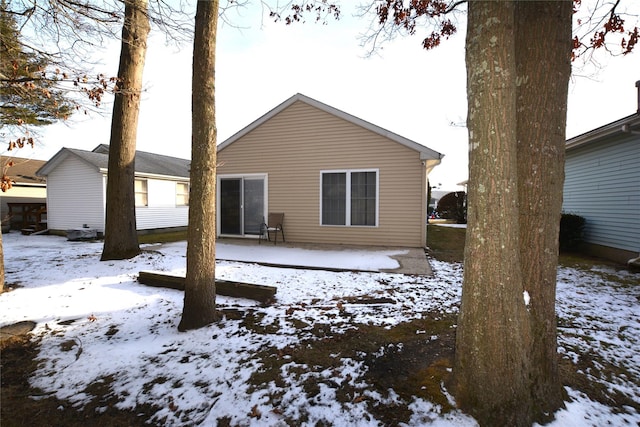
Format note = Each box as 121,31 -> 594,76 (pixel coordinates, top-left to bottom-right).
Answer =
563,95 -> 640,265
37,144 -> 191,235
217,93 -> 444,247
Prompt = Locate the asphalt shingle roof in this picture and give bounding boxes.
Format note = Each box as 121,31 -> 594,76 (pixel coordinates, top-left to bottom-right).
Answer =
1,156 -> 47,184
40,145 -> 191,179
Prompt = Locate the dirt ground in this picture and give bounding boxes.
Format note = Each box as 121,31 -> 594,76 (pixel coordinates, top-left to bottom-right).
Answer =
1,313 -> 458,426
1,326 -> 157,426
2,226 -> 637,425
2,308 -> 636,426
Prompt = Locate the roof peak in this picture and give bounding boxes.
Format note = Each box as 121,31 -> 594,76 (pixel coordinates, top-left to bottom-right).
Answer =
218,93 -> 443,161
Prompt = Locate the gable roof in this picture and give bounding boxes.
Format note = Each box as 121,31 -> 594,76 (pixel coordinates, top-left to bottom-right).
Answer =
566,113 -> 640,151
217,93 -> 444,162
37,145 -> 191,179
1,156 -> 47,186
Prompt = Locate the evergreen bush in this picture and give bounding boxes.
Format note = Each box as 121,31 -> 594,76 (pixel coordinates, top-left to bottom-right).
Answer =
559,213 -> 585,250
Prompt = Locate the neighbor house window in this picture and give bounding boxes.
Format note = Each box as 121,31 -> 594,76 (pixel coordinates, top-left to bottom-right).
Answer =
176,182 -> 189,206
135,179 -> 148,207
321,170 -> 378,226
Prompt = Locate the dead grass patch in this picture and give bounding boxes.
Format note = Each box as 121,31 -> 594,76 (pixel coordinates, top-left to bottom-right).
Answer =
2,228 -> 637,424
245,314 -> 457,425
1,333 -> 159,426
426,224 -> 466,263
559,349 -> 640,412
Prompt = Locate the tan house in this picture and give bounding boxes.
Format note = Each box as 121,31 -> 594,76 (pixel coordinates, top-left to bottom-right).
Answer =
1,156 -> 47,232
217,93 -> 443,247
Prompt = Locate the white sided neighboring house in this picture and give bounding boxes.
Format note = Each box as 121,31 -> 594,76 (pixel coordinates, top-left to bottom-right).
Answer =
36,144 -> 191,236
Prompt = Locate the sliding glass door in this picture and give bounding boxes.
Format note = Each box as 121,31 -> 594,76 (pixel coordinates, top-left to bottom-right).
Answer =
219,176 -> 265,236
243,178 -> 264,235
220,178 -> 242,235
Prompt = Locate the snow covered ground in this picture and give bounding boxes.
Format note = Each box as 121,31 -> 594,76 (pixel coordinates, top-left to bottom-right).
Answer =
1,233 -> 639,426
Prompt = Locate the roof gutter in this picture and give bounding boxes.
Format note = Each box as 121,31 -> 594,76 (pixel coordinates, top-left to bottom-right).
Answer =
566,113 -> 640,151
567,80 -> 640,151
423,157 -> 443,176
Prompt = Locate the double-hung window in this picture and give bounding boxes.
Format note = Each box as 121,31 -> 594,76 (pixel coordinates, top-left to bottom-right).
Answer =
321,169 -> 378,226
176,182 -> 189,206
135,179 -> 148,207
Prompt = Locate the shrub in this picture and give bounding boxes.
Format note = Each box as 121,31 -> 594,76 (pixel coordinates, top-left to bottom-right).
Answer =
436,191 -> 467,224
559,213 -> 585,250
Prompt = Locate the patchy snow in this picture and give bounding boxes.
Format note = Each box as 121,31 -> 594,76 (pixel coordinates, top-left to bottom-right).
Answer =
1,233 -> 639,426
216,242 -> 406,271
431,223 -> 467,229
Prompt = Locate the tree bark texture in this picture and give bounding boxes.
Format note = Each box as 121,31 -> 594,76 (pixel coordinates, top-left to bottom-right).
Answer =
101,0 -> 150,261
515,1 -> 572,421
178,0 -> 219,332
454,1 -> 532,425
0,229 -> 4,293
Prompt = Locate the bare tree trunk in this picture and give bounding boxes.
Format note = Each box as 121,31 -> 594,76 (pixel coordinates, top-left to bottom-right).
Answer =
178,0 -> 219,332
0,229 -> 4,293
101,0 -> 150,261
453,1 -> 532,425
515,1 -> 572,421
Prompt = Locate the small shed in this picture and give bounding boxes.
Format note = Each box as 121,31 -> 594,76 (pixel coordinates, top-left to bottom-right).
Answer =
217,93 -> 443,247
36,145 -> 191,235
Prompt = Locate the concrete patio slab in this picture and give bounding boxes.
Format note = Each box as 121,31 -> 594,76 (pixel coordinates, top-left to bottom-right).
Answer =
216,238 -> 433,276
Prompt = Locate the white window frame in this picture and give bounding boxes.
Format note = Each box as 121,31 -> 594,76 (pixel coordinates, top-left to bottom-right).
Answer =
216,173 -> 269,237
319,168 -> 379,227
135,178 -> 148,207
176,182 -> 189,206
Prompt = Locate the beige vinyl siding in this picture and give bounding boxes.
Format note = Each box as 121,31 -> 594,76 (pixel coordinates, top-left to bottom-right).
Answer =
46,155 -> 105,232
1,186 -> 47,222
0,185 -> 46,201
218,100 -> 427,247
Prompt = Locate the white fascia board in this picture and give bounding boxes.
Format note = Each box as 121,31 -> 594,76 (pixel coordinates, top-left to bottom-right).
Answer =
424,158 -> 443,176
217,93 -> 444,161
566,114 -> 640,150
37,148 -> 103,176
217,95 -> 301,152
133,172 -> 190,182
35,148 -> 70,176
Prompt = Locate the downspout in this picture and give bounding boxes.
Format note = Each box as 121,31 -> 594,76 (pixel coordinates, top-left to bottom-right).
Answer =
636,80 -> 639,114
421,160 -> 428,248
422,154 -> 444,247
